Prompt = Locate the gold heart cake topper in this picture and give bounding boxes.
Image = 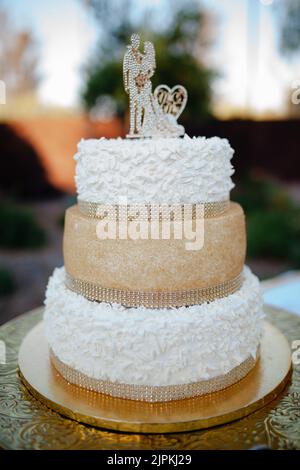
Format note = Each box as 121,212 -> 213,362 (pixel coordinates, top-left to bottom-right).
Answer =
154,85 -> 188,120
123,33 -> 187,138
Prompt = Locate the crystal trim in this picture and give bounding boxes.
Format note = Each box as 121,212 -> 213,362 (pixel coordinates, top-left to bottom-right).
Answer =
78,200 -> 230,220
65,272 -> 243,308
50,349 -> 258,402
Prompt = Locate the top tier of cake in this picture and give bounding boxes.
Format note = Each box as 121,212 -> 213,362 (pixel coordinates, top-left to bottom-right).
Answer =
74,135 -> 235,204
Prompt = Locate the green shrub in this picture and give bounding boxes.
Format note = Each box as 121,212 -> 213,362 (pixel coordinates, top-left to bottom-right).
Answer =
233,177 -> 300,268
82,3 -> 214,125
57,213 -> 65,229
57,196 -> 76,229
0,203 -> 46,249
0,268 -> 15,296
247,210 -> 294,258
233,177 -> 293,213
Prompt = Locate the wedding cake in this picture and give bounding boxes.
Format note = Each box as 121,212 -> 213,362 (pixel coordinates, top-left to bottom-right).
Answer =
44,34 -> 264,402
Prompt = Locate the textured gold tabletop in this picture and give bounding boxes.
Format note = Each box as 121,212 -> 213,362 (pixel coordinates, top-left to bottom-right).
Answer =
0,305 -> 300,450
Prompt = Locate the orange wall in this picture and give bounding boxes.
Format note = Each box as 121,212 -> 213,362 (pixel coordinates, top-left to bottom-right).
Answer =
10,115 -> 124,193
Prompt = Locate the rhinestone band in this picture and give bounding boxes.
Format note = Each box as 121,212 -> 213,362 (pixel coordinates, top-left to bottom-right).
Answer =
50,349 -> 258,402
65,272 -> 243,308
78,200 -> 230,221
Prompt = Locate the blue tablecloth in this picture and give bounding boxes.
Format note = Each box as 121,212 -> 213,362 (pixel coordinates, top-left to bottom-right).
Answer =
262,273 -> 300,317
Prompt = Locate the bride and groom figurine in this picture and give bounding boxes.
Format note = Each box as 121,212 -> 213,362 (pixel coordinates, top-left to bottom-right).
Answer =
123,33 -> 187,138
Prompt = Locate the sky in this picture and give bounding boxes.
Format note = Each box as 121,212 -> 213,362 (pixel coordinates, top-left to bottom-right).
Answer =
200,0 -> 300,117
1,0 -> 299,117
1,0 -> 98,107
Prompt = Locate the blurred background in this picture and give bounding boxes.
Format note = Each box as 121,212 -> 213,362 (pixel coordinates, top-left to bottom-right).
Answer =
0,0 -> 300,324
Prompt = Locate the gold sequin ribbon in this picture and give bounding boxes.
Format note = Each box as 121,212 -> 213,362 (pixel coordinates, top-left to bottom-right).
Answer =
65,272 -> 243,308
50,349 -> 258,402
78,200 -> 230,220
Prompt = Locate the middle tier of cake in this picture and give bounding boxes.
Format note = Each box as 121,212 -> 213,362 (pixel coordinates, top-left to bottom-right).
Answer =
64,201 -> 246,308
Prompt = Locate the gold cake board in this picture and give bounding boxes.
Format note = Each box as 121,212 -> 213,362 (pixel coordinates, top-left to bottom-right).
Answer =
18,320 -> 291,434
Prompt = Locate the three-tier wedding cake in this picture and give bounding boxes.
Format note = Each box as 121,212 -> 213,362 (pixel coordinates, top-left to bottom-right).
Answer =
43,34 -> 264,402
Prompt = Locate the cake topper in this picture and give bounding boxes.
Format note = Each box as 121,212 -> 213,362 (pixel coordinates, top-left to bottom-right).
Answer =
123,33 -> 187,138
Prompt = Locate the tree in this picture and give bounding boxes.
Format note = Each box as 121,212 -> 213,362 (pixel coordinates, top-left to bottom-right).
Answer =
81,1 -> 215,126
279,0 -> 300,56
0,9 -> 39,97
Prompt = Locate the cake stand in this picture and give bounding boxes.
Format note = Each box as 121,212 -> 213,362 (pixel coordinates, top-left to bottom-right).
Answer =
0,305 -> 299,449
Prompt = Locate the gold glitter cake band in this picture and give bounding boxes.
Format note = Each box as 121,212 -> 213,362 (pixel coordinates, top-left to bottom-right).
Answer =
78,200 -> 230,221
50,349 -> 259,402
65,272 -> 243,308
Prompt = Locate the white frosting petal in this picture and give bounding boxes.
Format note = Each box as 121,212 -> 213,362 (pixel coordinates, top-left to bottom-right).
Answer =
74,135 -> 235,204
44,266 -> 264,387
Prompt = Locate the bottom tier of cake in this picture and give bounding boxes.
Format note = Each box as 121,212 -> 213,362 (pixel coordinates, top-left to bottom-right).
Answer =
44,266 -> 264,402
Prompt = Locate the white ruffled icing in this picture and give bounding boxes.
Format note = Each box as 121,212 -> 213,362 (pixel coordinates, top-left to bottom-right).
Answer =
74,135 -> 235,204
44,266 -> 264,387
